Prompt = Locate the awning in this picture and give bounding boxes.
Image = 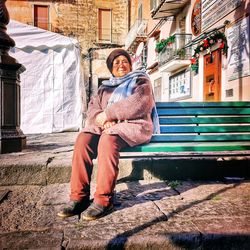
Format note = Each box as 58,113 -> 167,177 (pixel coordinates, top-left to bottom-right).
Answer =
152,0 -> 190,19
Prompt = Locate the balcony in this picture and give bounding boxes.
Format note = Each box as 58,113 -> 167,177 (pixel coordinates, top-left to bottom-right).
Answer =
151,0 -> 190,19
125,19 -> 148,53
158,33 -> 192,71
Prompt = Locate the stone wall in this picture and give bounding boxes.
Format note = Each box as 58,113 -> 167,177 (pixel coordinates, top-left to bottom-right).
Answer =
7,0 -> 128,55
6,0 -> 130,122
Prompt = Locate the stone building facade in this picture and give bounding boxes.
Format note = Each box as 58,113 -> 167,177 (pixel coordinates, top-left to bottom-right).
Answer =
6,0 -> 129,114
127,0 -> 250,102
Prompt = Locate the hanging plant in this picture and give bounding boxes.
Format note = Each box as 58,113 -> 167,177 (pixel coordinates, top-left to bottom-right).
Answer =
155,35 -> 175,53
190,31 -> 229,73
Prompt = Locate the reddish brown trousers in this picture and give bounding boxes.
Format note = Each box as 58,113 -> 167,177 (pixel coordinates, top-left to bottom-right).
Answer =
70,132 -> 128,206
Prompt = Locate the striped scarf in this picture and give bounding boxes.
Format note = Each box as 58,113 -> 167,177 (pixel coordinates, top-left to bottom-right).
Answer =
102,70 -> 160,134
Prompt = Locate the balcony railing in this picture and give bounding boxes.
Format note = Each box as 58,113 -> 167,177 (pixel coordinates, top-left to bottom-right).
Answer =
125,19 -> 148,52
152,0 -> 190,19
158,33 -> 192,66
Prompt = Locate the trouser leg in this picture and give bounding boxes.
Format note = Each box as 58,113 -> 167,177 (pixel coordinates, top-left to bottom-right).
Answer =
70,132 -> 99,201
94,133 -> 128,206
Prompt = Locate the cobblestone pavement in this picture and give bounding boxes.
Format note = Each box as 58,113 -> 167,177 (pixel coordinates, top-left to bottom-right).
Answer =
1,180 -> 250,249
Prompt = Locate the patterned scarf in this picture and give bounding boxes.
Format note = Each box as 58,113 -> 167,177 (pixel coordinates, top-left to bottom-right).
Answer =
102,70 -> 160,134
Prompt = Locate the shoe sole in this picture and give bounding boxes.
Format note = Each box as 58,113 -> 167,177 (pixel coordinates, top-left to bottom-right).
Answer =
57,202 -> 91,218
82,205 -> 114,221
57,211 -> 78,218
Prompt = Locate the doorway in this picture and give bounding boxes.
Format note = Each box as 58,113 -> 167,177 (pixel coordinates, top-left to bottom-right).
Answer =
203,50 -> 221,101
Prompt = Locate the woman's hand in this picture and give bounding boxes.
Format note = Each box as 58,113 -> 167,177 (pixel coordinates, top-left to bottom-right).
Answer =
95,112 -> 107,127
102,121 -> 116,130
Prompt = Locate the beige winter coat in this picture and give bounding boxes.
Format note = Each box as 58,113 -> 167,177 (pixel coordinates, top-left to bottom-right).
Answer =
82,76 -> 154,147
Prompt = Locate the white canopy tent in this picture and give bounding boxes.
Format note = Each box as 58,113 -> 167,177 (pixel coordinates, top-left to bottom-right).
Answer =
7,20 -> 84,134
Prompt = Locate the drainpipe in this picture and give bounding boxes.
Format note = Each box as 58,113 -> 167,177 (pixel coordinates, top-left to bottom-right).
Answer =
128,0 -> 131,31
87,48 -> 93,103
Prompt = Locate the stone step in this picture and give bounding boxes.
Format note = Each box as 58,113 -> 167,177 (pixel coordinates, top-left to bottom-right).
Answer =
0,132 -> 249,186
1,154 -> 249,186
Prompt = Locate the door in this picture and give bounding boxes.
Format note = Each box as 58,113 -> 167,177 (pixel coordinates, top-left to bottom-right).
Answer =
203,50 -> 221,101
34,5 -> 49,30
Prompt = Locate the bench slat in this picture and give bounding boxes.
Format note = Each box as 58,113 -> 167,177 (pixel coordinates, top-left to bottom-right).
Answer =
160,125 -> 250,133
159,117 -> 250,124
156,102 -> 250,108
151,134 -> 250,142
123,142 -> 250,152
122,102 -> 250,153
157,108 -> 250,116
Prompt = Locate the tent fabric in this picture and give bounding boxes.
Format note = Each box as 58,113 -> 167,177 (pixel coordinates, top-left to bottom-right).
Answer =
7,20 -> 83,134
8,20 -> 78,49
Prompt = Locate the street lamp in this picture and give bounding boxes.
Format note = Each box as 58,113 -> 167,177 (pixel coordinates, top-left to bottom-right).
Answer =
0,0 -> 26,153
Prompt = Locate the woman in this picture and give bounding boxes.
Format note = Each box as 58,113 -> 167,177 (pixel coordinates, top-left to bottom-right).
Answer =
58,49 -> 159,221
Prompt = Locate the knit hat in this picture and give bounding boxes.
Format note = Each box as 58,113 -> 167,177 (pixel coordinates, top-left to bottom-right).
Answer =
106,49 -> 132,73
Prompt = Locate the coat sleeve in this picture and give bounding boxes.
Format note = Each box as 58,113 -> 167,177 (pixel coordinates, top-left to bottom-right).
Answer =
84,92 -> 103,126
104,77 -> 154,121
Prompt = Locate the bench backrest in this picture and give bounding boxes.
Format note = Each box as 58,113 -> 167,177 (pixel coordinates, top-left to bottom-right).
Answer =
152,102 -> 250,143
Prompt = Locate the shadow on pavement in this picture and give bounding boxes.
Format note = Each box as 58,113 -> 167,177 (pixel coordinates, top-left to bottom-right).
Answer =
107,183 -> 246,249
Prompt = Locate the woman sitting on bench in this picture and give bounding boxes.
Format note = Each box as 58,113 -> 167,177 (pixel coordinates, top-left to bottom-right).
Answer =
58,49 -> 159,221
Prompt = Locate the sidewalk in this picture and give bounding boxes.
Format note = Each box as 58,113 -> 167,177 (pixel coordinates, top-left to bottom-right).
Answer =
0,132 -> 250,249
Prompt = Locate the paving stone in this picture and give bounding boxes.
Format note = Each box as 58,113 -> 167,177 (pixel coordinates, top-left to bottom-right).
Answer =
0,230 -> 63,250
0,131 -> 249,250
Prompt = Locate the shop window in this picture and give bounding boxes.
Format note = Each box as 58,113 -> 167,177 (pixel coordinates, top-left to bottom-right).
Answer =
98,9 -> 112,42
34,5 -> 49,30
154,78 -> 162,102
169,70 -> 191,101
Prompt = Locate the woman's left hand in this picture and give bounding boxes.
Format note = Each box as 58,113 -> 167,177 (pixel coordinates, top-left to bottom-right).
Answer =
102,121 -> 116,130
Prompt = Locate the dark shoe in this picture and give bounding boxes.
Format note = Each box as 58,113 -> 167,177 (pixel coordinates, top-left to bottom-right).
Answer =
81,202 -> 114,221
57,199 -> 90,218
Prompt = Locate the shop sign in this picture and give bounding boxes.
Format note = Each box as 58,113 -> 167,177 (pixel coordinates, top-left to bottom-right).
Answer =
227,15 -> 250,81
191,0 -> 202,36
202,0 -> 241,31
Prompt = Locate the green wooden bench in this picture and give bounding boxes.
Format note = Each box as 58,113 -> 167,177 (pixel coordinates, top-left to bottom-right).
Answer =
122,102 -> 250,155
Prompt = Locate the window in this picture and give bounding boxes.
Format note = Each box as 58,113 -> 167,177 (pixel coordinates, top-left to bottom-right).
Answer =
98,9 -> 111,42
34,5 -> 49,30
154,78 -> 162,102
169,70 -> 191,101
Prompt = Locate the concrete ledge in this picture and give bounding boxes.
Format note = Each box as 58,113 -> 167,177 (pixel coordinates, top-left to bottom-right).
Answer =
0,156 -> 249,186
0,132 -> 249,186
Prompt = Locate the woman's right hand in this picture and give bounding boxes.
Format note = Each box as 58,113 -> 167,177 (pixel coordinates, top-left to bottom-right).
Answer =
96,112 -> 107,127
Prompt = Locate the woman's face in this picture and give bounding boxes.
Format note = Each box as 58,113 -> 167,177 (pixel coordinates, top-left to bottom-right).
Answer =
112,55 -> 132,77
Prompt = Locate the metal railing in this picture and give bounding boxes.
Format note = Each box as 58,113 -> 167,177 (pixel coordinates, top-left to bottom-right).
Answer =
125,19 -> 148,49
158,33 -> 192,66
